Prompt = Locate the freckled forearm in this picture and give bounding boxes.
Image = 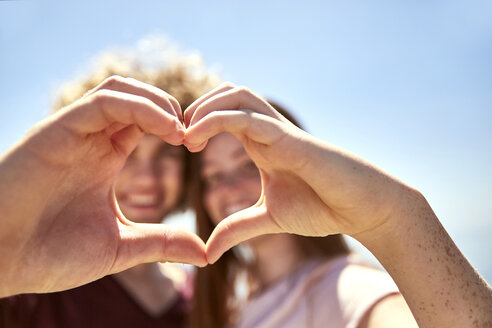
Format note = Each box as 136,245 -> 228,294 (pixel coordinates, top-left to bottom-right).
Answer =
353,191 -> 492,327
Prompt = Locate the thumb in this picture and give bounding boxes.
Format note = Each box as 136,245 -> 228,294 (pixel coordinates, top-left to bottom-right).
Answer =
205,205 -> 282,264
112,223 -> 208,272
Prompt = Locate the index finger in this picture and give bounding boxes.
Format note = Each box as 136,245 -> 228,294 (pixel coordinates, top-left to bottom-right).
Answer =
186,84 -> 289,128
84,75 -> 184,124
183,82 -> 235,127
184,110 -> 288,152
57,89 -> 184,145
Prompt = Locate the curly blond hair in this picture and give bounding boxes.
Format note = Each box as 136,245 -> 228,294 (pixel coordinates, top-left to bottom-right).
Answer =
53,37 -> 221,111
51,37 -> 222,213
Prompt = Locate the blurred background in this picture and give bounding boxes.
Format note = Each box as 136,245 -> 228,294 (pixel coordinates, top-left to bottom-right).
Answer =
1,1 -> 491,283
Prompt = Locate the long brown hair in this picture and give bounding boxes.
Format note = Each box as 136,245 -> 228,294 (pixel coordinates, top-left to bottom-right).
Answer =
190,101 -> 350,328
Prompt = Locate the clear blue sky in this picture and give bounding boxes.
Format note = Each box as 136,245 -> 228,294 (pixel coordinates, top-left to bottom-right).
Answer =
1,1 -> 491,282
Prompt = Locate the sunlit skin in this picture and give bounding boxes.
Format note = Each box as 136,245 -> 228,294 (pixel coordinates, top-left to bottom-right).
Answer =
0,76 -> 207,299
115,134 -> 184,224
0,76 -> 489,327
185,83 -> 484,327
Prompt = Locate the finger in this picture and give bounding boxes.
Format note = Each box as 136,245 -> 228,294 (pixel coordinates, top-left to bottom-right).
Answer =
205,206 -> 283,264
184,82 -> 236,127
187,86 -> 289,128
104,122 -> 129,137
109,124 -> 144,156
85,75 -> 183,123
58,89 -> 185,146
184,110 -> 287,151
113,223 -> 208,270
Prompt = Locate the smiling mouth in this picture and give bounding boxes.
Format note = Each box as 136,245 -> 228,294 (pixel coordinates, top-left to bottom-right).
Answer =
126,194 -> 161,208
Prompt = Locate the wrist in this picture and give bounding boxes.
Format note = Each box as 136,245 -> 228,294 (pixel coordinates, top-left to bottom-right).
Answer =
349,187 -> 431,259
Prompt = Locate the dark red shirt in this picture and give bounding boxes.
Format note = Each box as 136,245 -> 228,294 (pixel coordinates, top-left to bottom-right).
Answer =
0,275 -> 188,328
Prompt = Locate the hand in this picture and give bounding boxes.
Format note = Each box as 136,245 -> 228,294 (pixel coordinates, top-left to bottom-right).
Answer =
0,76 -> 206,297
184,83 -> 415,263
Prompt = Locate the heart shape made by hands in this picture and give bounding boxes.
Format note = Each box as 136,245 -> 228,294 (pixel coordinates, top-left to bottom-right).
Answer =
3,75 -> 407,297
58,76 -> 401,271
183,82 -> 406,266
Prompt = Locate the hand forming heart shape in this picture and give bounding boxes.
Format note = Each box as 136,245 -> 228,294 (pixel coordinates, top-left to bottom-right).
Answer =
1,76 -> 200,297
182,82 -> 411,264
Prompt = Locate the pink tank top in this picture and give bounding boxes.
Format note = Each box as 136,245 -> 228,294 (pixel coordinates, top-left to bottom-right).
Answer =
236,255 -> 399,328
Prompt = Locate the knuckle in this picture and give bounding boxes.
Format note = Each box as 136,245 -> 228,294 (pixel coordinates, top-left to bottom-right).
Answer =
139,96 -> 156,110
103,75 -> 126,88
160,225 -> 170,260
216,113 -> 227,128
235,85 -> 251,94
220,81 -> 236,89
220,219 -> 234,236
91,90 -> 112,107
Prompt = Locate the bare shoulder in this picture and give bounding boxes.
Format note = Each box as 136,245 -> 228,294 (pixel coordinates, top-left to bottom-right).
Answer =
358,294 -> 418,328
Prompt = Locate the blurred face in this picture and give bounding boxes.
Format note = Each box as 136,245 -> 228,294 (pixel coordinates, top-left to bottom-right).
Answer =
201,133 -> 261,225
115,134 -> 184,224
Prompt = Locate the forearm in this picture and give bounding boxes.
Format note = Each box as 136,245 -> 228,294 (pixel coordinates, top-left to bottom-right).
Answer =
354,190 -> 492,327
